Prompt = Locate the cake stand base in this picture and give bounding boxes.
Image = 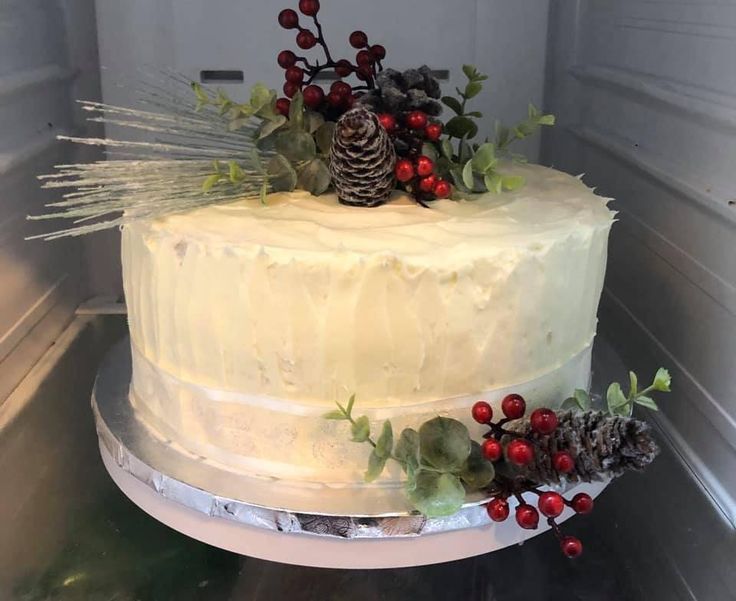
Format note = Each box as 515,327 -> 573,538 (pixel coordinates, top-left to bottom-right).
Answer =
94,339 -> 609,568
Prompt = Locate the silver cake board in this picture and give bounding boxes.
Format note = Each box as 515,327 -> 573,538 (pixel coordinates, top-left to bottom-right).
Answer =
94,338 -> 609,569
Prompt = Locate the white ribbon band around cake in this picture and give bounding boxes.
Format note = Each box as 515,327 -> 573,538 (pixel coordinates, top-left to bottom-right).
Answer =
129,342 -> 593,487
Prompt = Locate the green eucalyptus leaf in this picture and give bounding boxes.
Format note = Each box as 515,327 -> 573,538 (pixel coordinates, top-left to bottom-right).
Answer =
629,371 -> 639,398
484,172 -> 502,194
406,471 -> 465,517
375,420 -> 394,459
191,82 -> 209,104
351,415 -> 370,443
458,139 -> 473,163
365,449 -> 388,483
470,143 -> 496,173
561,397 -> 579,411
653,368 -> 671,392
465,81 -> 482,99
445,116 -> 477,139
228,117 -> 252,132
421,143 -> 439,162
440,139 -> 454,160
202,173 -> 221,193
441,96 -> 463,115
607,382 -> 631,416
574,389 -> 591,410
462,64 -> 478,80
466,111 -> 483,118
459,441 -> 495,489
259,179 -> 268,205
450,167 -> 471,193
538,114 -> 556,126
266,154 -> 297,192
462,160 -> 475,189
304,110 -> 325,134
635,396 -> 659,411
323,409 -> 346,420
275,130 -> 316,162
418,417 -> 471,471
248,150 -> 264,175
346,394 -> 355,418
297,158 -> 331,195
288,91 -> 305,130
315,122 -> 336,155
249,82 -> 272,111
501,175 -> 525,191
394,428 -> 419,469
258,115 -> 287,139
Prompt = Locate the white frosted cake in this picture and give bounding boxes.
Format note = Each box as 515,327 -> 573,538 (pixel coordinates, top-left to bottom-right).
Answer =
122,163 -> 614,486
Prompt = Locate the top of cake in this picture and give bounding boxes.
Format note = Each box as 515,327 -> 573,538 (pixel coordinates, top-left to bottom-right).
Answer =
142,163 -> 614,261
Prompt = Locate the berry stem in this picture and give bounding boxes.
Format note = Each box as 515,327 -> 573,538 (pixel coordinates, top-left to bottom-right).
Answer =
311,13 -> 334,63
546,517 -> 563,540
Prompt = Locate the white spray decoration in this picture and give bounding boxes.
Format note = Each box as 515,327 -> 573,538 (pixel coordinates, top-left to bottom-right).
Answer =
29,74 -> 273,240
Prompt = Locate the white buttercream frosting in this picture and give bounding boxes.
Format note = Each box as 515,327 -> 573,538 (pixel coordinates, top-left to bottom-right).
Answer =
123,163 -> 613,409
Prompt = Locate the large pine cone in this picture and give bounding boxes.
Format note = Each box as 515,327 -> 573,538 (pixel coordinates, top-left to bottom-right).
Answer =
506,411 -> 659,485
329,108 -> 396,207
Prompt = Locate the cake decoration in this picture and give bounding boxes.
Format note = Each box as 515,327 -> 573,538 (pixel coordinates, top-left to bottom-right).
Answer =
329,108 -> 396,206
30,1 -> 555,237
326,368 -> 670,556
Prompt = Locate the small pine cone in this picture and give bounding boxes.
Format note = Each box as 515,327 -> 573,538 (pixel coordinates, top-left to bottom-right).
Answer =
329,108 -> 396,207
507,411 -> 659,486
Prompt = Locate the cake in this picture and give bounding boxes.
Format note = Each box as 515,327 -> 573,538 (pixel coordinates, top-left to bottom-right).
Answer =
122,162 -> 614,486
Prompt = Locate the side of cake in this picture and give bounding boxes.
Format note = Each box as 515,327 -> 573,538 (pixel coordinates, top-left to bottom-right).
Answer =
122,163 -> 614,485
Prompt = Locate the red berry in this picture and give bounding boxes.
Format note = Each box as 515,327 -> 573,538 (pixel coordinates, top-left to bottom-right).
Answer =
356,65 -> 373,81
418,174 -> 437,193
425,122 -> 443,141
345,94 -> 356,109
302,85 -> 324,108
394,159 -> 414,183
432,179 -> 452,199
377,113 -> 397,133
327,90 -> 344,108
277,50 -> 297,69
415,155 -> 434,177
298,0 -> 320,16
561,536 -> 583,558
552,451 -> 575,473
481,438 -> 503,462
530,408 -> 558,435
285,66 -> 304,84
349,30 -> 368,49
283,81 -> 300,98
356,50 -> 373,66
275,97 -> 291,116
471,401 -> 493,424
501,394 -> 526,419
330,81 -> 352,98
370,44 -> 386,60
571,493 -> 594,514
334,60 -> 353,77
278,9 -> 299,29
515,504 -> 539,529
538,492 -> 565,518
296,30 -> 317,49
406,110 -> 428,130
506,439 -> 534,466
486,498 -> 510,522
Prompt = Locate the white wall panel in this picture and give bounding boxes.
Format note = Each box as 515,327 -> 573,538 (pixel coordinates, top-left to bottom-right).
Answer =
544,0 -> 736,523
0,0 -> 102,403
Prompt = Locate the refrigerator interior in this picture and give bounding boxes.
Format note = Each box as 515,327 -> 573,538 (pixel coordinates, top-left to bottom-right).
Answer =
1,1 -> 735,599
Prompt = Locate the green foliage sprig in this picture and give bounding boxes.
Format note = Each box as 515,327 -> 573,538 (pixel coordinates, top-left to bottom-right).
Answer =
193,82 -> 334,199
325,396 -> 494,517
561,368 -> 672,416
430,65 -> 555,196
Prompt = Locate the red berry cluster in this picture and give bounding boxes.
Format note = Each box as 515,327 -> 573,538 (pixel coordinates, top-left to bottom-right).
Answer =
471,395 -> 593,558
276,3 -> 385,118
380,110 -> 451,202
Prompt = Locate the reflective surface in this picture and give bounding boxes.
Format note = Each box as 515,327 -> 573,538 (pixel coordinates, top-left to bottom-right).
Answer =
1,316 -> 734,600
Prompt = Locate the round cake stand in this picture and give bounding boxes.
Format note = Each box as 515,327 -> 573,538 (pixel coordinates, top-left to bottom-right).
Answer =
94,339 -> 609,569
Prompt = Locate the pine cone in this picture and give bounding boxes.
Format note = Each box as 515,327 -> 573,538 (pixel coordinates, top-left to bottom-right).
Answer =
329,108 -> 396,207
506,411 -> 659,485
357,66 -> 443,116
